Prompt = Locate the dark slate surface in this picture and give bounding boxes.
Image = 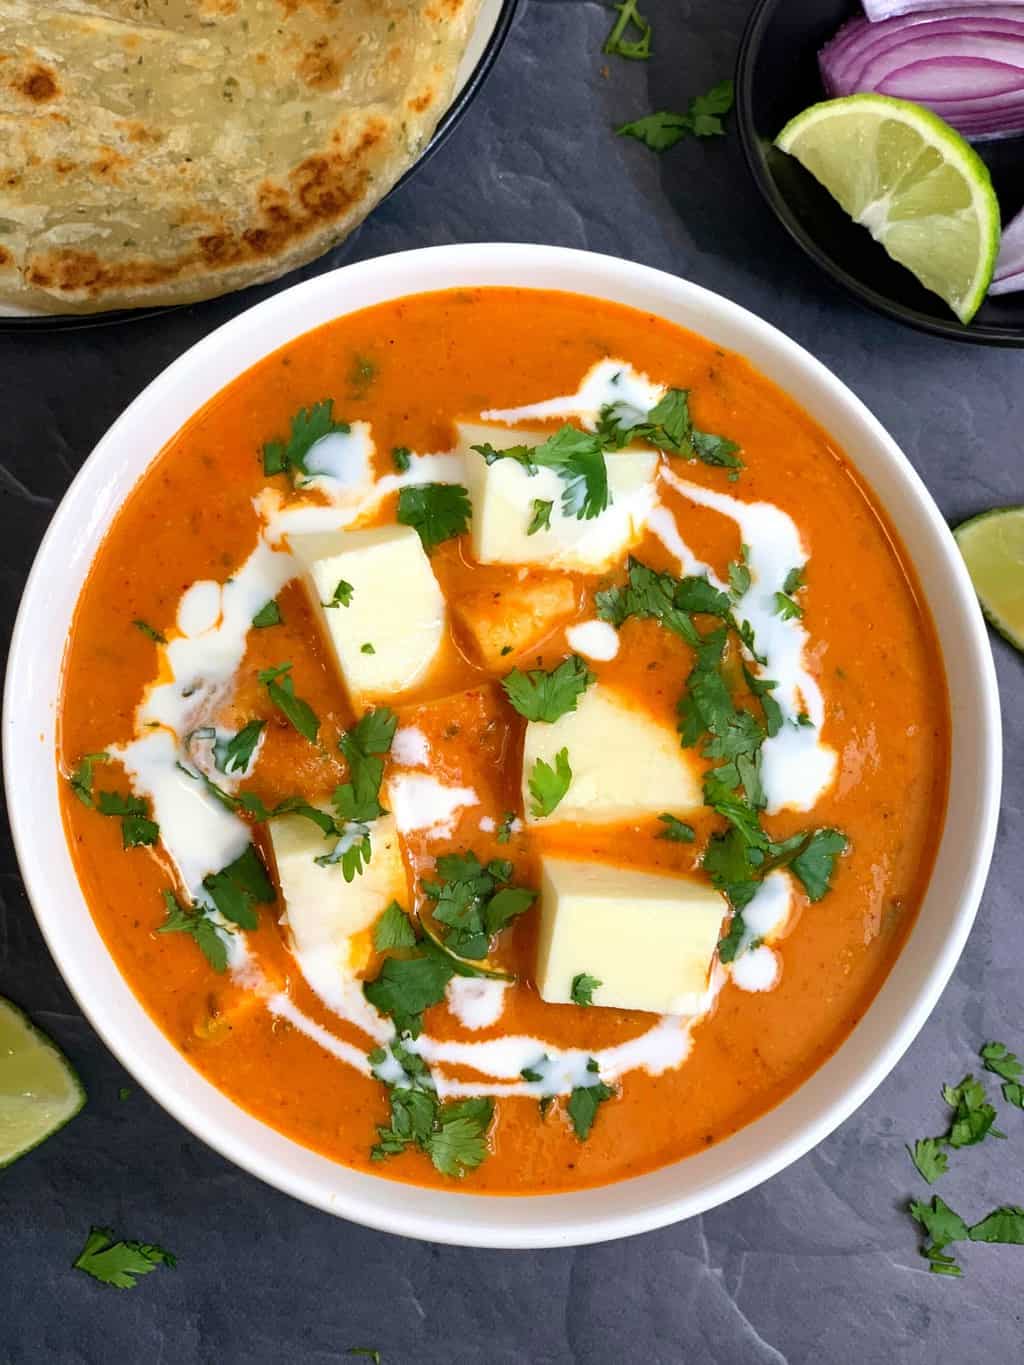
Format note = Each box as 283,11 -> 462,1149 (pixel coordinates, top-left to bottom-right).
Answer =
1,2 -> 1021,1360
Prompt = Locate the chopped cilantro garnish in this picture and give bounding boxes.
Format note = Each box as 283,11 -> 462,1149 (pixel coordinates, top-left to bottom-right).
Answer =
213,720 -> 264,775
943,1075 -> 1005,1149
323,579 -> 354,609
349,355 -> 376,393
391,446 -> 412,473
258,661 -> 319,743
472,426 -> 611,520
364,953 -> 454,1038
262,399 -> 349,478
397,483 -> 471,549
372,1083 -> 494,1179
73,1226 -> 176,1290
728,547 -> 751,599
496,810 -> 516,844
118,1088 -> 131,1102
968,1206 -> 1024,1245
571,973 -> 601,1007
157,890 -> 228,973
789,829 -> 848,902
96,790 -> 159,849
981,1041 -> 1023,1084
502,654 -> 594,723
908,1196 -> 1024,1276
774,591 -> 803,621
617,80 -> 735,150
251,599 -> 282,629
657,813 -> 695,843
596,387 -> 742,476
421,849 -> 535,961
334,706 -> 396,826
361,642 -> 375,654
132,619 -> 166,645
528,748 -> 572,818
783,567 -> 805,595
567,1063 -> 616,1139
527,498 -> 553,535
373,900 -> 417,952
69,751 -> 109,808
202,844 -> 275,931
596,558 -> 728,644
908,1137 -> 949,1185
602,0 -> 651,59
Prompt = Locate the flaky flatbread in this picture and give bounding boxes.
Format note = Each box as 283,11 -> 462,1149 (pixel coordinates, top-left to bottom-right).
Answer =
0,0 -> 480,313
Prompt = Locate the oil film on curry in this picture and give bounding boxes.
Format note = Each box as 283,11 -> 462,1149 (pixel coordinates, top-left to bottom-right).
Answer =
59,287 -> 949,1194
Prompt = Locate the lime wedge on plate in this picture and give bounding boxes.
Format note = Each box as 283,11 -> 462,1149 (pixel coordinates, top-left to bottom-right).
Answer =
0,996 -> 85,1167
955,507 -> 1024,650
776,95 -> 1000,323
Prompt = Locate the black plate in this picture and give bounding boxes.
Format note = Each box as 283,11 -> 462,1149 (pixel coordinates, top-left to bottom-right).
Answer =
1,0 -> 520,334
736,0 -> 1024,345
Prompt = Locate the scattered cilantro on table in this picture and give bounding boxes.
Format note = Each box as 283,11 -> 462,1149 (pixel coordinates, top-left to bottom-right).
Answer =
602,0 -> 651,60
617,80 -> 735,151
982,1041 -> 1024,1107
73,1227 -> 176,1290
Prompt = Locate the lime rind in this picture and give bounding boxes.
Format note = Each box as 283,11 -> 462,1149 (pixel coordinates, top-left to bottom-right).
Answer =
954,506 -> 1024,651
0,995 -> 86,1168
776,94 -> 1000,324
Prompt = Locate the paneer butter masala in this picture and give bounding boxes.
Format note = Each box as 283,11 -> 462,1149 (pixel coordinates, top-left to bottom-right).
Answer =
59,289 -> 949,1193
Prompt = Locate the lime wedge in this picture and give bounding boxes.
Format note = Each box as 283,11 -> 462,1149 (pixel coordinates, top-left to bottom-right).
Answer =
0,996 -> 86,1167
776,95 -> 1000,324
955,507 -> 1024,650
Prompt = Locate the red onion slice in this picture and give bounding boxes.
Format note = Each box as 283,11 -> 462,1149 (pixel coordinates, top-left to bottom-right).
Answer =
990,206 -> 1024,291
865,0 -> 1024,20
820,12 -> 1024,137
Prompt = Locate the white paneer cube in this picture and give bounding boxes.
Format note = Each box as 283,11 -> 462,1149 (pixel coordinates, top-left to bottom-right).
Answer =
522,683 -> 701,825
268,812 -> 406,978
288,525 -> 445,707
456,421 -> 658,571
536,855 -> 726,1014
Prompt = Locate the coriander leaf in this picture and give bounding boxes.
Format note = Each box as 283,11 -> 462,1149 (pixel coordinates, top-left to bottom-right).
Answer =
789,828 -> 847,902
334,706 -> 396,826
909,1195 -> 969,1252
943,1075 -> 1005,1149
314,825 -> 372,881
483,887 -> 535,935
348,1351 -> 382,1364
527,498 -> 553,535
502,654 -> 593,722
213,720 -> 264,775
616,110 -> 691,151
372,1086 -> 438,1158
521,1065 -> 544,1083
157,890 -> 228,973
968,1206 -> 1024,1244
364,953 -> 454,1037
69,751 -> 109,808
72,1226 -> 176,1290
373,900 -> 417,952
496,811 -> 516,844
258,661 -> 319,744
132,619 -> 167,645
603,0 -> 651,59
1003,1081 -> 1024,1108
96,790 -> 160,849
717,908 -> 747,965
657,813 -> 695,843
202,844 -> 275,931
346,706 -> 398,758
691,430 -> 743,472
571,972 -> 601,1007
392,446 -> 411,473
349,354 -> 376,392
426,1098 -> 494,1177
981,1041 -> 1024,1083
323,579 -> 354,609
397,483 -> 471,549
361,642 -> 375,655
909,1137 -> 949,1185
475,427 -> 610,520
783,566 -> 805,595
691,77 -> 735,120
774,591 -> 803,621
728,550 -> 751,599
600,559 -> 703,645
262,399 -> 349,478
251,599 -> 282,629
528,748 -> 572,818
567,1067 -> 616,1139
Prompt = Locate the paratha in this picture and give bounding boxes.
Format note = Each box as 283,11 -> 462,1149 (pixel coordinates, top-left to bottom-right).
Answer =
0,0 -> 481,313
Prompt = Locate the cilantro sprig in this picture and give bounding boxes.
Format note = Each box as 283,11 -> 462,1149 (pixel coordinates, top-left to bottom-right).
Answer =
397,483 -> 471,549
370,1059 -> 495,1179
567,1060 -> 616,1139
473,427 -> 611,521
157,890 -> 228,973
528,748 -> 572,818
262,399 -> 349,479
617,80 -> 735,151
502,654 -> 594,723
96,790 -> 160,849
421,850 -> 535,962
595,388 -> 742,475
910,1196 -> 1024,1277
213,720 -> 264,775
571,973 -> 601,1007
258,662 -> 319,744
982,1041 -> 1024,1108
73,1226 -> 176,1290
602,0 -> 651,59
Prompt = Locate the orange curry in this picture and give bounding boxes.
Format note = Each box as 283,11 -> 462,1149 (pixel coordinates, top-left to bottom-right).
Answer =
58,288 -> 949,1193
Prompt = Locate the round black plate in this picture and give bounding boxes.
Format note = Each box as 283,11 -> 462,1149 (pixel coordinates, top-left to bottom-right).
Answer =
0,0 -> 520,334
736,0 -> 1024,346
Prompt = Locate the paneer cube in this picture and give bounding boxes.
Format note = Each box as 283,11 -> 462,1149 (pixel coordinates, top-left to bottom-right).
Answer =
288,525 -> 445,707
536,855 -> 726,1014
268,812 -> 406,979
456,421 -> 658,571
522,683 -> 701,825
452,574 -> 578,669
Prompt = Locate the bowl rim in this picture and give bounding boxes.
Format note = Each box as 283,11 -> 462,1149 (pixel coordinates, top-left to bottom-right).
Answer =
735,0 -> 1024,348
0,0 -> 520,334
4,242 -> 1002,1247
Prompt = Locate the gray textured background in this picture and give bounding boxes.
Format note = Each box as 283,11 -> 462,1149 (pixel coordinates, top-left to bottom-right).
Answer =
1,2 -> 1021,1360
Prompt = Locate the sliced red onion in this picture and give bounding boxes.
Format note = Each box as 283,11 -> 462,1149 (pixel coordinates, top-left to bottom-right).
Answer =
820,12 -> 1024,137
864,0 -> 1024,20
990,206 -> 1024,292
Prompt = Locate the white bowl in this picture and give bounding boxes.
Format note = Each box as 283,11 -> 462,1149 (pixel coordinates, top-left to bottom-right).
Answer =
4,244 -> 1001,1248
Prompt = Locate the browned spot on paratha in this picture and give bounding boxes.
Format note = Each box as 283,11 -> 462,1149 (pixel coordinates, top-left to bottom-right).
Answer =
14,65 -> 59,103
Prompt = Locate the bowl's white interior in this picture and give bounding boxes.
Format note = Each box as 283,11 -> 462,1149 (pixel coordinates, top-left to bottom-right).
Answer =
4,244 -> 1000,1248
